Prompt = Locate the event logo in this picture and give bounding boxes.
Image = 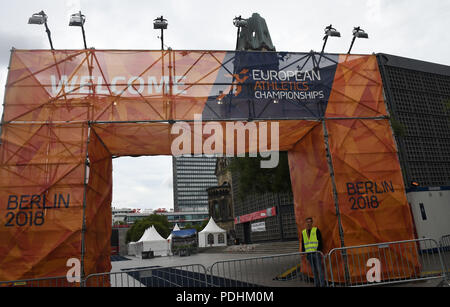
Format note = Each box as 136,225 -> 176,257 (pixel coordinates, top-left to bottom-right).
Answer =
251,68 -> 325,101
217,69 -> 249,102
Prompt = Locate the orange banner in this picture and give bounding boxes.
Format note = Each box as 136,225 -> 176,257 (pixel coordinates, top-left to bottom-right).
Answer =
0,50 -> 417,283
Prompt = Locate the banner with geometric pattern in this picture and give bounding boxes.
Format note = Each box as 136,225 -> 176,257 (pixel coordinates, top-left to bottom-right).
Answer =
0,50 -> 417,282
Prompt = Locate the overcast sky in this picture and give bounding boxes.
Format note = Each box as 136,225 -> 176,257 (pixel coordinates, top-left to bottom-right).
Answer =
0,0 -> 449,210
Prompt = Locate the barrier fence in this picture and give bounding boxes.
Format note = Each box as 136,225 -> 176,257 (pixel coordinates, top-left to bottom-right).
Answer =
207,252 -> 327,287
327,238 -> 446,287
1,237 -> 449,287
83,264 -> 209,287
440,235 -> 450,278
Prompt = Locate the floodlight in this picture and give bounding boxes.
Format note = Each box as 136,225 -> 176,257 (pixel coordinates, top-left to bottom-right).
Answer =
153,16 -> 168,30
317,24 -> 341,69
69,11 -> 87,49
154,16 -> 168,50
28,10 -> 54,50
217,91 -> 224,104
325,28 -> 341,38
28,11 -> 47,25
69,13 -> 85,27
233,16 -> 248,28
354,31 -> 368,39
321,24 -> 341,53
348,26 -> 369,54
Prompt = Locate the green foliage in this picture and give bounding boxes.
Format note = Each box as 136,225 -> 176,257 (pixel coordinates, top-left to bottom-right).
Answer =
444,98 -> 450,113
390,116 -> 406,137
183,219 -> 209,232
228,152 -> 292,200
183,223 -> 193,230
199,218 -> 209,230
126,214 -> 171,243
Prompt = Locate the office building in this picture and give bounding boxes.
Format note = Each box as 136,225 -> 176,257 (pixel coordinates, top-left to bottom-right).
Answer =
172,156 -> 218,212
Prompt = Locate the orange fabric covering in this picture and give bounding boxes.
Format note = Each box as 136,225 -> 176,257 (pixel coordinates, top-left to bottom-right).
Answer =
0,50 -> 418,284
0,123 -> 86,281
91,120 -> 318,157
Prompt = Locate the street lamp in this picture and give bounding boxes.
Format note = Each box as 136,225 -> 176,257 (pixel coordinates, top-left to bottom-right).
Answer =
317,24 -> 341,70
28,11 -> 54,50
69,11 -> 87,49
233,15 -> 248,50
153,16 -> 168,50
347,26 -> 369,54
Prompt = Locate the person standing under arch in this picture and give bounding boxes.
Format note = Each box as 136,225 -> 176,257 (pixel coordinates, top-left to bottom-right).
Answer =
301,217 -> 326,287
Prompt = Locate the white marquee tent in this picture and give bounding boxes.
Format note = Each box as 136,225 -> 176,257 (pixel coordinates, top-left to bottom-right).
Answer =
128,226 -> 170,257
166,223 -> 181,241
198,217 -> 227,248
127,227 -> 151,256
141,225 -> 170,257
166,224 -> 181,256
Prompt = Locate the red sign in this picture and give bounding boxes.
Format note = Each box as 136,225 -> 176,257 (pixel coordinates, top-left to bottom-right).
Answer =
234,207 -> 277,224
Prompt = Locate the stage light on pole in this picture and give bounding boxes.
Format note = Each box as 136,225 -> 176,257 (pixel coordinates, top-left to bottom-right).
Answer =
233,15 -> 248,50
316,24 -> 340,70
321,24 -> 341,53
28,10 -> 54,50
348,26 -> 369,54
69,11 -> 87,49
153,16 -> 168,50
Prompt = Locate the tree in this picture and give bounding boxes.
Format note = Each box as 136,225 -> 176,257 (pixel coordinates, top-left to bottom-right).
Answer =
126,214 -> 171,243
390,116 -> 406,137
228,152 -> 292,200
183,219 -> 209,232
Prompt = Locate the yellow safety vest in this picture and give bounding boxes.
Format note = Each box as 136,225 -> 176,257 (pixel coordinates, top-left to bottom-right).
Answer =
302,227 -> 319,252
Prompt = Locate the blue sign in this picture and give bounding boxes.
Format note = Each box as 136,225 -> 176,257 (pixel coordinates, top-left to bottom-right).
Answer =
202,51 -> 339,120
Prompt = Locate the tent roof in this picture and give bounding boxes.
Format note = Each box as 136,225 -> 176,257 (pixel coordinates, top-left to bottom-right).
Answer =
167,224 -> 182,240
200,217 -> 226,233
140,225 -> 166,242
137,228 -> 150,242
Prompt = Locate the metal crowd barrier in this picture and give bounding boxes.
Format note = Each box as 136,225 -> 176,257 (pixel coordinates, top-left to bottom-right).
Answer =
2,237 -> 450,287
327,238 -> 447,287
83,264 -> 209,287
207,251 -> 328,287
439,234 -> 450,278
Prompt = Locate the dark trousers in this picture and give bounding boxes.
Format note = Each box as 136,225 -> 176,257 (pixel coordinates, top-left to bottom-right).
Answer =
307,252 -> 326,287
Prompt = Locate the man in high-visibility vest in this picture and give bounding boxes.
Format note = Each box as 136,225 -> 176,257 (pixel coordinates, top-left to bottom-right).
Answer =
301,217 -> 326,287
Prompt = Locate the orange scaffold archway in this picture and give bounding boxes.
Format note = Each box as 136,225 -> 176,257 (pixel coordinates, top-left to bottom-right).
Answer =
0,49 -> 418,283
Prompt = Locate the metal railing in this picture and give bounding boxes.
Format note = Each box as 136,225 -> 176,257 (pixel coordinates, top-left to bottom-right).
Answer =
2,237 -> 449,287
207,251 -> 328,287
327,238 -> 446,287
439,234 -> 450,279
83,264 -> 208,287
